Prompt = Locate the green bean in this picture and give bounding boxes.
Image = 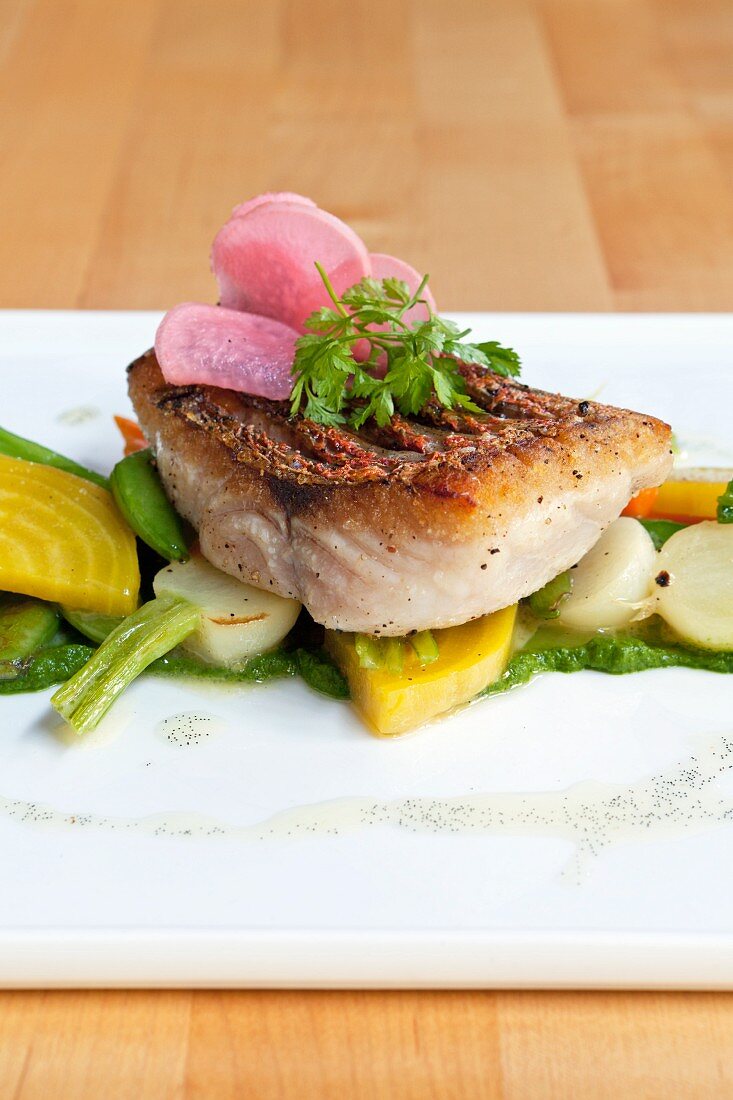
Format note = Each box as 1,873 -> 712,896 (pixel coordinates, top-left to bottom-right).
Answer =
0,595 -> 59,661
0,425 -> 109,488
110,449 -> 188,562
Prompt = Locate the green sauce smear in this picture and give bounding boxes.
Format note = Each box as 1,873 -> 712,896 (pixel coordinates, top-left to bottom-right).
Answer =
483,629 -> 733,697
2,617 -> 729,708
1,639 -> 348,701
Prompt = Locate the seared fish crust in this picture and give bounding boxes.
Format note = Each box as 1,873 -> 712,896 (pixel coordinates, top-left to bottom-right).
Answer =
129,351 -> 672,635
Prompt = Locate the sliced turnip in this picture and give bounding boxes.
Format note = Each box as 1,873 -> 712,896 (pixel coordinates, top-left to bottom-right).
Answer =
154,552 -> 301,667
654,521 -> 733,650
558,517 -> 657,632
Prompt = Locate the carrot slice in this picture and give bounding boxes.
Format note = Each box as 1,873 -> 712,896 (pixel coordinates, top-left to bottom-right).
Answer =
622,487 -> 659,518
114,415 -> 148,457
0,455 -> 139,615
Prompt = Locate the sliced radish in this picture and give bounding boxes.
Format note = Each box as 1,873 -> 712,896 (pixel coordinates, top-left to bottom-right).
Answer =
211,200 -> 370,332
654,521 -> 733,650
230,192 -> 316,219
155,302 -> 297,400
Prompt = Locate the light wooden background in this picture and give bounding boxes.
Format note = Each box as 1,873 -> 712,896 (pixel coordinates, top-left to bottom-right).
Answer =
2,0 -> 733,1095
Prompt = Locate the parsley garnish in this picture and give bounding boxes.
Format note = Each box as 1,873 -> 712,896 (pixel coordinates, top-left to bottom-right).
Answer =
289,264 -> 521,428
717,479 -> 733,523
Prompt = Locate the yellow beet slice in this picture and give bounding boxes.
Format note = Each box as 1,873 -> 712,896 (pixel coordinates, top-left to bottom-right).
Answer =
326,605 -> 517,736
653,475 -> 730,521
0,455 -> 139,615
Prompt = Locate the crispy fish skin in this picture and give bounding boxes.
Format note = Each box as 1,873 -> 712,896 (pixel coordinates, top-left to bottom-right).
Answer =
128,351 -> 673,635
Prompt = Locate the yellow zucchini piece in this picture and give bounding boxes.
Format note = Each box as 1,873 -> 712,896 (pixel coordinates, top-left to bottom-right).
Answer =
326,605 -> 517,736
0,455 -> 139,615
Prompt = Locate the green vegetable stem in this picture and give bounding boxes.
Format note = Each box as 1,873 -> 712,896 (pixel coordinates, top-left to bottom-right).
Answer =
52,595 -> 200,733
527,572 -> 572,619
355,634 -> 384,670
408,630 -> 440,665
0,425 -> 109,488
110,449 -> 189,561
356,630 -> 440,672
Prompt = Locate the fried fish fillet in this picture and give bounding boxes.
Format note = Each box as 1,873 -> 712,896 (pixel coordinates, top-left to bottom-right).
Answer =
128,351 -> 672,635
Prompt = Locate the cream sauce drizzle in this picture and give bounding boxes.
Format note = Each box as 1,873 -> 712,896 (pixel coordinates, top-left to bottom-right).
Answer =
157,711 -> 224,747
2,734 -> 733,877
55,405 -> 100,425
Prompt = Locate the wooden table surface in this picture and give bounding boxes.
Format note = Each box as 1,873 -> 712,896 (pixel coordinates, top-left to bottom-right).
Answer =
2,0 -> 733,1095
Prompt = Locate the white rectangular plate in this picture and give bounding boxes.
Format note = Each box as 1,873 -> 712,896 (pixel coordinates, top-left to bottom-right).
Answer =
2,310 -> 733,989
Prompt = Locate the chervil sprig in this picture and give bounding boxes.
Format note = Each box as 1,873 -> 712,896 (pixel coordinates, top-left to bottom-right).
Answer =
289,265 -> 521,428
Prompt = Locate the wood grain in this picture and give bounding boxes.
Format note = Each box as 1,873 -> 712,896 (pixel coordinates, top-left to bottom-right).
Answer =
2,0 -> 733,1095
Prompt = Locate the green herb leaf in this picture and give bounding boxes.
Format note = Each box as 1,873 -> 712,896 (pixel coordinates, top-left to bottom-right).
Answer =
290,270 -> 522,427
638,518 -> 687,549
474,341 -> 522,378
717,479 -> 733,524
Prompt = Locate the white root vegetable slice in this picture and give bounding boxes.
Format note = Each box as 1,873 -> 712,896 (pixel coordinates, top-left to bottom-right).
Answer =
557,517 -> 657,632
211,200 -> 370,332
154,552 -> 301,667
155,302 -> 298,400
654,521 -> 733,650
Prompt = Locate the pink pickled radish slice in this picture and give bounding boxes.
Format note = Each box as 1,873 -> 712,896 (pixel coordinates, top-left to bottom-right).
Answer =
212,201 -> 370,332
155,302 -> 297,400
230,193 -> 316,219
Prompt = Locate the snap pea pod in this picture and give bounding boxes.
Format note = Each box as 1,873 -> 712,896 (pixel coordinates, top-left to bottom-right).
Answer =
0,595 -> 59,660
0,425 -> 108,489
110,449 -> 188,562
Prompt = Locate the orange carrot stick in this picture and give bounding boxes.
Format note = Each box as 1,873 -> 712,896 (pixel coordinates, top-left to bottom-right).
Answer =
622,487 -> 659,518
114,415 -> 148,457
